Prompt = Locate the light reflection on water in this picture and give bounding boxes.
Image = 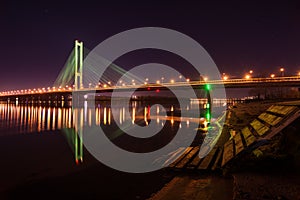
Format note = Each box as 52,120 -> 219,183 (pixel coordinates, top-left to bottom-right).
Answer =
0,101 -> 207,135
0,100 -> 226,164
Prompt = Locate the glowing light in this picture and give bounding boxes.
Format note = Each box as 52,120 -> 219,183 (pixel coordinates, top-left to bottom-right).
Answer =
108,108 -> 111,125
206,112 -> 211,122
245,74 -> 251,79
132,107 -> 136,124
205,84 -> 211,91
203,120 -> 208,128
170,79 -> 175,83
280,67 -> 285,76
104,107 -> 107,125
270,74 -> 275,78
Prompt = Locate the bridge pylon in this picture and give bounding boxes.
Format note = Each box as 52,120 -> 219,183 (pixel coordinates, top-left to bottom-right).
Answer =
74,40 -> 83,90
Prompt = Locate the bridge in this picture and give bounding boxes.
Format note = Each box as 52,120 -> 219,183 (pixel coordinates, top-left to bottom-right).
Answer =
1,40 -> 299,166
1,40 -> 300,101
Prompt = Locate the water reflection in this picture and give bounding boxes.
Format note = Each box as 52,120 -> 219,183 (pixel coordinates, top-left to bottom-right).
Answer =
0,99 -> 226,164
0,99 -> 226,134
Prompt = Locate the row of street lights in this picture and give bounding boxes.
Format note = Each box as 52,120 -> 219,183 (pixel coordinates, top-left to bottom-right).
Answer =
2,68 -> 300,95
222,68 -> 292,80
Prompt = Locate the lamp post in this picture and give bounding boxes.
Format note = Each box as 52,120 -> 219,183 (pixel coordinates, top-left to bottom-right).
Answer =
280,68 -> 284,77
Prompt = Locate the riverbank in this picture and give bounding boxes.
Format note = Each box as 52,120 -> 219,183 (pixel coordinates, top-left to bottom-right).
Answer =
150,101 -> 300,200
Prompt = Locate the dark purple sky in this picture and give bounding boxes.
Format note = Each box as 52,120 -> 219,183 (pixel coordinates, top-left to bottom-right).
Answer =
1,1 -> 300,91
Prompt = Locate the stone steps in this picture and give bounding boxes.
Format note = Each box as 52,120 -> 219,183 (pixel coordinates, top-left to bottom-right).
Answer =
168,104 -> 300,171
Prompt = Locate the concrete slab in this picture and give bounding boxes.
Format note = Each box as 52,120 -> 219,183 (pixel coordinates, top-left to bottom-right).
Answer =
234,133 -> 244,155
169,147 -> 193,168
198,146 -> 218,170
175,146 -> 199,169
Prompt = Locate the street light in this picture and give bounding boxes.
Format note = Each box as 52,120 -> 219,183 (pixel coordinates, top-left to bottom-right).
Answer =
222,73 -> 228,80
270,74 -> 275,78
280,68 -> 284,76
245,74 -> 251,79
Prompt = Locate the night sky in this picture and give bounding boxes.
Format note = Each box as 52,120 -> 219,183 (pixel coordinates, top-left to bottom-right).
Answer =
1,1 -> 300,91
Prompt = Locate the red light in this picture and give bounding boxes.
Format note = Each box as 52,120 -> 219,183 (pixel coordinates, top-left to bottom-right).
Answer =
156,89 -> 160,93
147,87 -> 151,91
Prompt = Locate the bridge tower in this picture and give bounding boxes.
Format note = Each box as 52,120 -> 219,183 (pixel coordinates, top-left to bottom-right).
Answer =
73,40 -> 84,164
74,40 -> 83,90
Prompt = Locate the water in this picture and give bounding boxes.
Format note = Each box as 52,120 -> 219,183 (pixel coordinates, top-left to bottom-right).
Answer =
0,99 -> 226,199
0,100 -> 204,134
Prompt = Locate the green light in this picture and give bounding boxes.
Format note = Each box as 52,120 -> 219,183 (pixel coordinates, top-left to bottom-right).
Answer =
206,103 -> 210,109
205,84 -> 211,91
75,130 -> 78,163
206,112 -> 211,121
62,128 -> 83,165
79,128 -> 83,162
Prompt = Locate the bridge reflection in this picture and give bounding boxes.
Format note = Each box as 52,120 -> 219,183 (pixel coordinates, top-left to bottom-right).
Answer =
0,100 -> 217,164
